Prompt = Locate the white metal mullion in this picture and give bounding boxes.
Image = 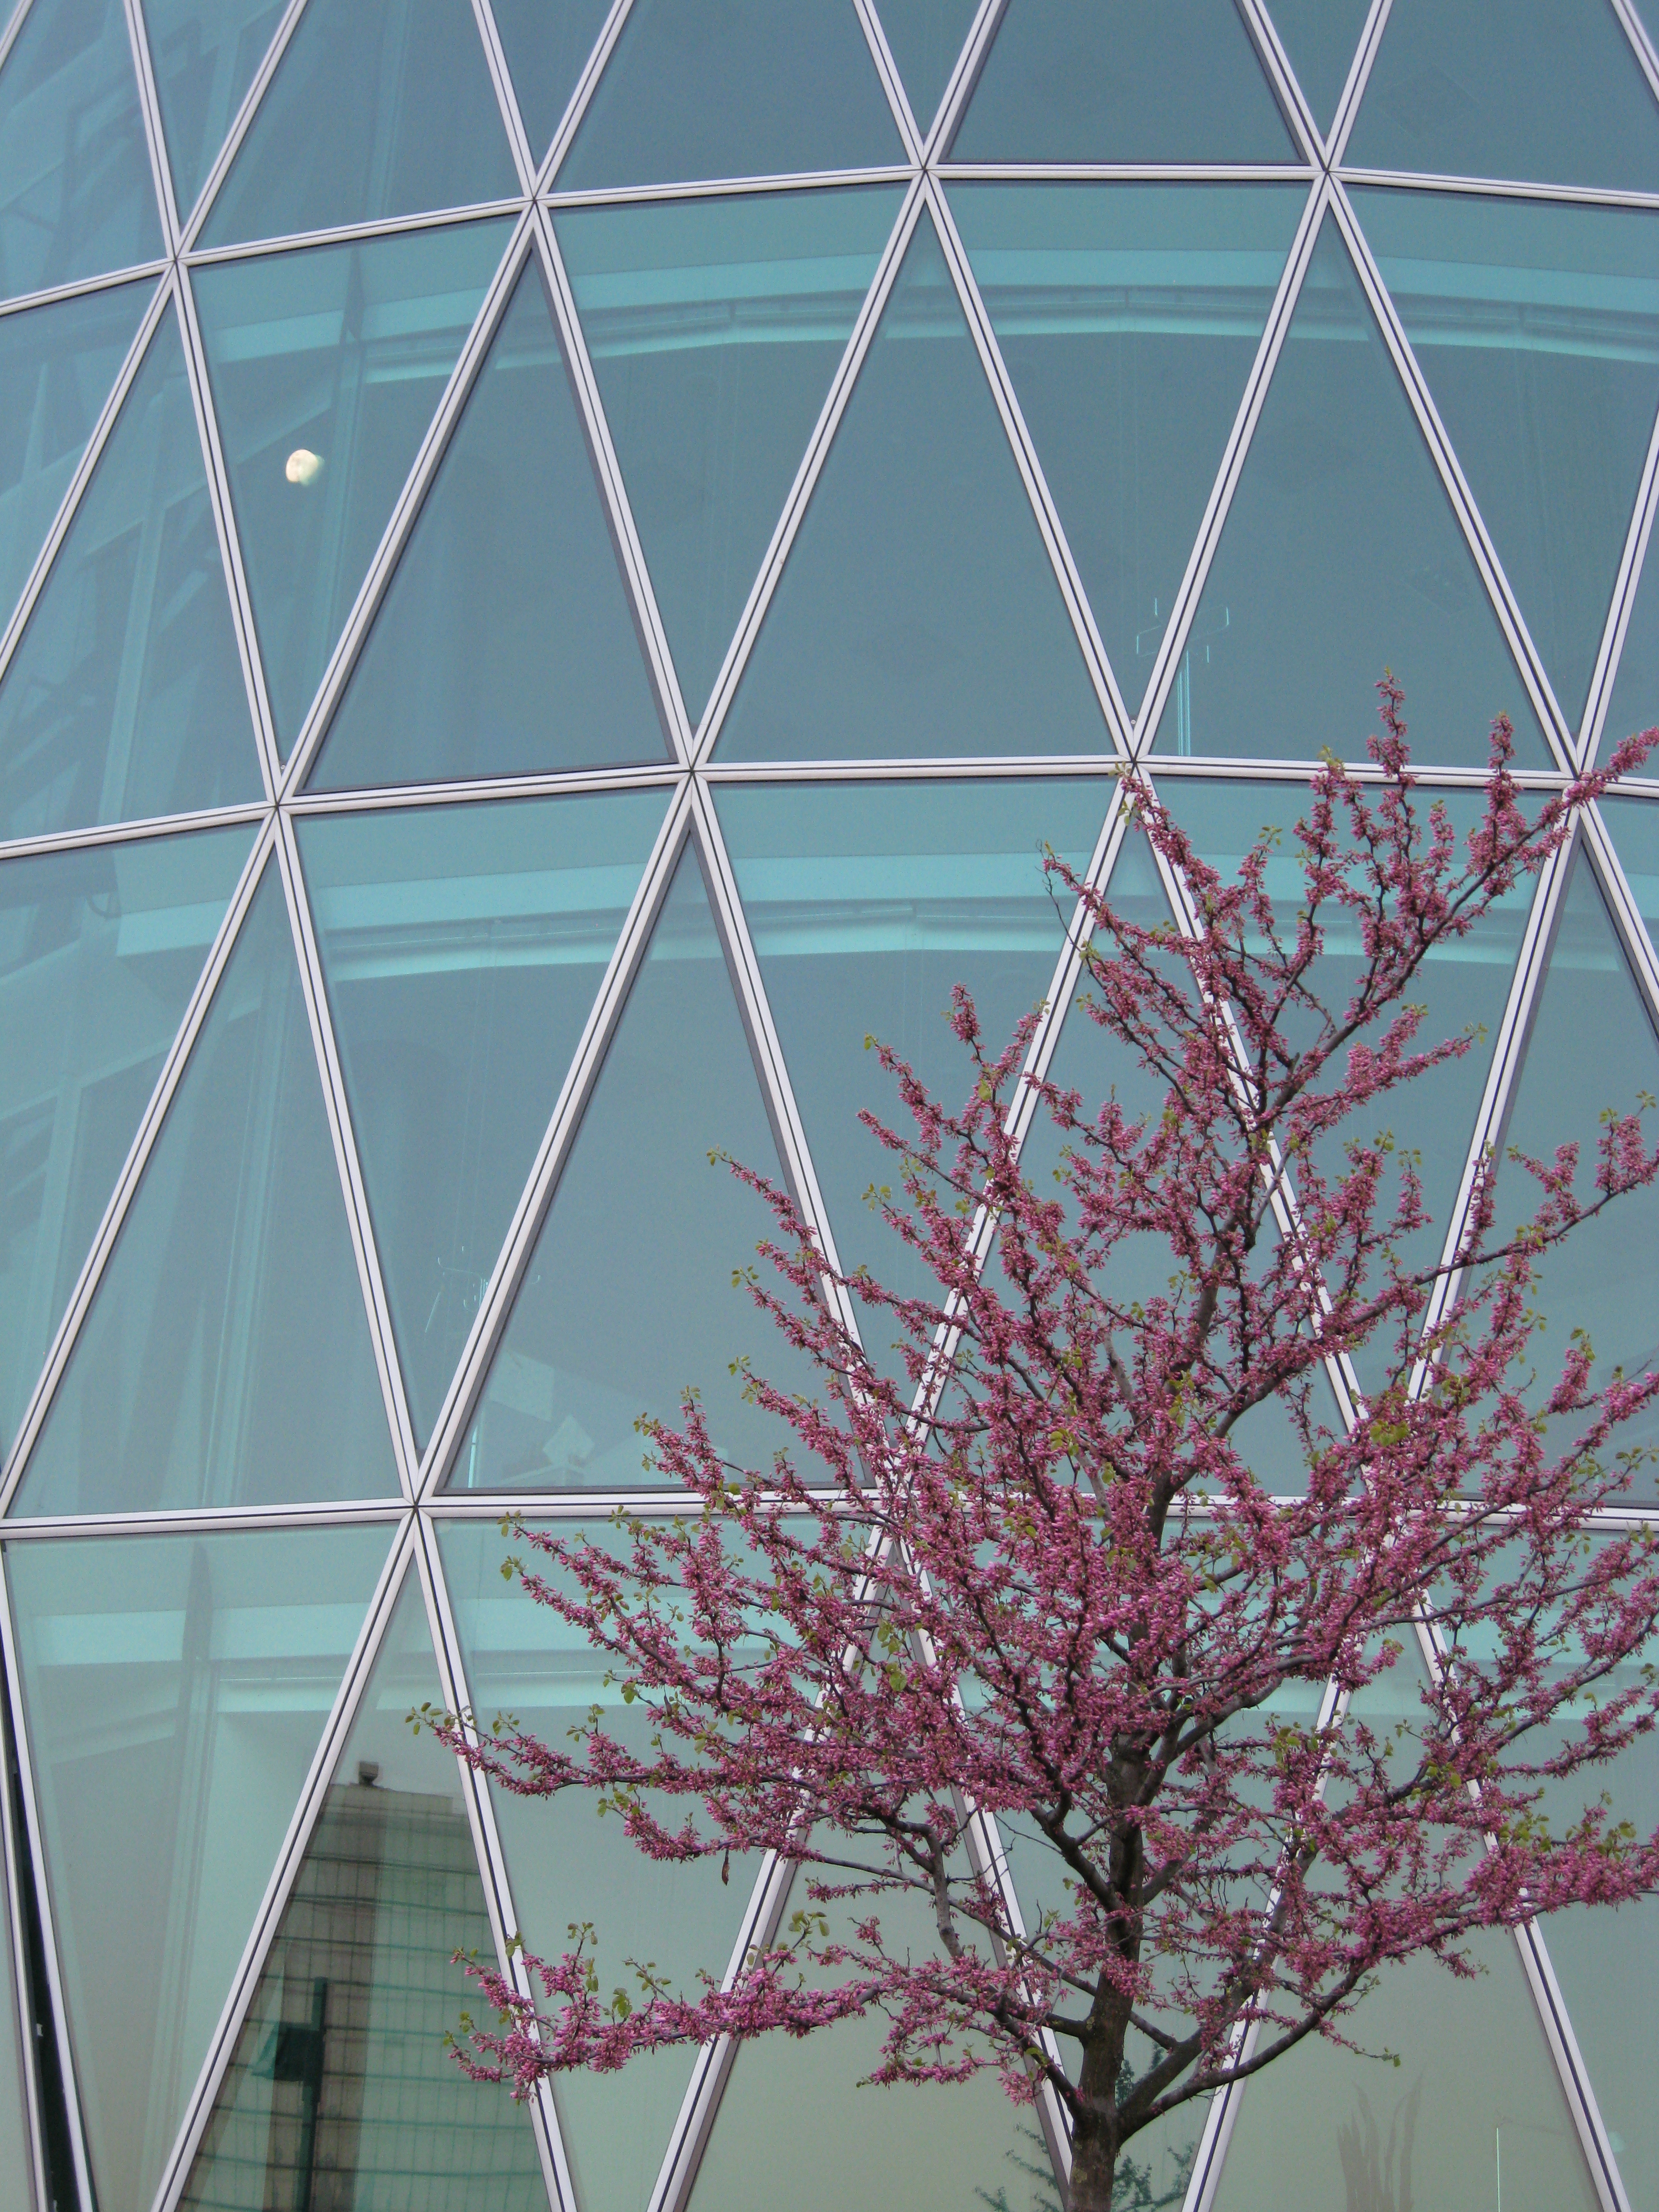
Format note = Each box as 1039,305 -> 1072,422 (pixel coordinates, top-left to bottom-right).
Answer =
289,764 -> 680,816
121,0 -> 181,251
1335,167 -> 1659,213
1232,0 -> 1323,169
1580,401 -> 1659,770
926,0 -> 1005,164
1324,0 -> 1394,169
849,0 -> 926,164
0,799 -> 267,865
471,0 -> 538,194
1610,0 -> 1659,106
183,199 -> 527,267
3,1500 -> 403,1541
176,0 -> 309,252
0,260 -> 169,321
0,0 -> 35,84
0,1658 -> 46,2212
0,818 -> 278,1517
534,0 -> 638,193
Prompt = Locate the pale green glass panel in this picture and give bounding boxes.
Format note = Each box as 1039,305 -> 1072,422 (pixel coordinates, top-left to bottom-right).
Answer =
450,846 -> 816,1491
950,182 -> 1303,722
489,0 -> 611,163
179,1568 -> 547,2209
1261,0 -> 1368,133
144,0 -> 284,224
8,1523 -> 393,2212
557,0 -> 901,191
1152,215 -> 1547,766
873,0 -> 978,132
193,218 -> 510,757
0,306 -> 261,842
717,217 -> 1109,761
1602,519 -> 1658,758
1348,0 -> 1659,194
1357,189 -> 1659,733
14,866 -> 400,1514
0,821 -> 252,1463
439,1518 -> 755,2212
555,185 -> 900,730
310,260 -> 668,788
201,0 -> 518,247
0,0 -> 160,302
298,788 -> 667,1444
0,278 -> 148,637
951,0 -> 1296,163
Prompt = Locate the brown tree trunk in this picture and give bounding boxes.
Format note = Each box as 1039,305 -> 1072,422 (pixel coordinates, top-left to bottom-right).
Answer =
1070,2007 -> 1128,2212
1068,2124 -> 1120,2212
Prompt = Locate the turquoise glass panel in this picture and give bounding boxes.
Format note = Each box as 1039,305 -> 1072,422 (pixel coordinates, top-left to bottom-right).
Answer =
950,0 -> 1297,163
950,182 -> 1303,722
178,1567 -> 547,2207
8,1522 -> 393,2212
717,216 -> 1109,761
1605,796 -> 1659,968
556,185 -> 901,727
1151,214 -> 1547,767
1261,0 -> 1369,133
439,1517 -> 756,2212
1348,0 -> 1659,194
0,279 -> 148,636
0,305 -> 261,842
557,0 -> 901,191
298,787 -> 667,1444
489,0 -> 611,163
0,821 -> 252,1461
1601,518 -> 1657,760
873,0 -> 978,132
0,0 -> 160,302
715,779 -> 1097,1331
144,0 -> 284,224
449,844 -> 815,1492
13,865 -> 400,1515
194,218 -> 510,757
200,0 -> 518,247
1357,189 -> 1659,734
311,262 -> 668,789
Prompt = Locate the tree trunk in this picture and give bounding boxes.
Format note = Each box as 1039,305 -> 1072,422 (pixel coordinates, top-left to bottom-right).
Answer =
1069,2126 -> 1119,2212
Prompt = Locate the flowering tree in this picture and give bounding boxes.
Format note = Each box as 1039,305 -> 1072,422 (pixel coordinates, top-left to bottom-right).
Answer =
444,687 -> 1659,2212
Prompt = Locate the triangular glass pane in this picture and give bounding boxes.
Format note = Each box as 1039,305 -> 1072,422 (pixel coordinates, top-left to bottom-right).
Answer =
1604,795 -> 1659,971
0,1713 -> 30,2212
200,0 -> 519,248
717,215 -> 1110,761
298,787 -> 669,1446
0,0 -> 160,304
950,0 -> 1297,163
555,184 -> 900,730
557,0 -> 902,192
489,0 -> 611,165
0,278 -> 150,637
1151,212 -> 1548,766
872,0 -> 978,133
194,218 -> 511,757
951,181 -> 1304,722
1261,0 -> 1368,135
310,262 -> 669,789
0,821 -> 253,1460
13,864 -> 400,1515
7,1520 -> 394,2212
439,1516 -> 757,2212
144,0 -> 285,225
0,304 -> 262,843
1600,513 -> 1657,761
1357,189 -> 1659,734
178,1566 -> 549,2207
447,844 -> 817,1493
1347,0 -> 1659,194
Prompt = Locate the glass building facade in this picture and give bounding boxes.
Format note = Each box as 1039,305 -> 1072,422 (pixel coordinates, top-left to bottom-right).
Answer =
0,1 -> 1653,2207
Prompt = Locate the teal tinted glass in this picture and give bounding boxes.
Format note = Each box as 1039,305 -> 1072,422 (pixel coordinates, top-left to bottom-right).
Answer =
1348,0 -> 1659,192
8,1523 -> 393,2212
179,1567 -> 547,2207
0,821 -> 252,1461
1358,190 -> 1659,734
0,0 -> 160,302
1152,215 -> 1546,766
715,779 -> 1097,1326
439,1517 -> 755,2212
717,216 -> 1109,761
310,262 -> 667,789
1604,526 -> 1657,758
489,0 -> 611,162
194,218 -> 511,757
873,0 -> 978,132
950,182 -> 1303,722
13,866 -> 400,1515
556,185 -> 900,729
200,0 -> 518,247
0,279 -> 148,636
951,0 -> 1297,163
0,306 -> 261,842
144,0 -> 284,224
1605,797 -> 1659,969
557,0 -> 901,191
450,845 -> 814,1492
1261,0 -> 1368,133
0,1900 -> 25,2212
298,788 -> 668,1444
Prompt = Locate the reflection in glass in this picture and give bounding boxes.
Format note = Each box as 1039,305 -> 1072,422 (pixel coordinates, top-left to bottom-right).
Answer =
950,183 -> 1303,721
144,0 -> 284,223
0,821 -> 253,1458
488,0 -> 612,164
14,865 -> 400,1515
7,1523 -> 393,2212
555,185 -> 901,728
1602,523 -> 1657,759
193,219 -> 512,755
1260,0 -> 1370,133
298,788 -> 667,1443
